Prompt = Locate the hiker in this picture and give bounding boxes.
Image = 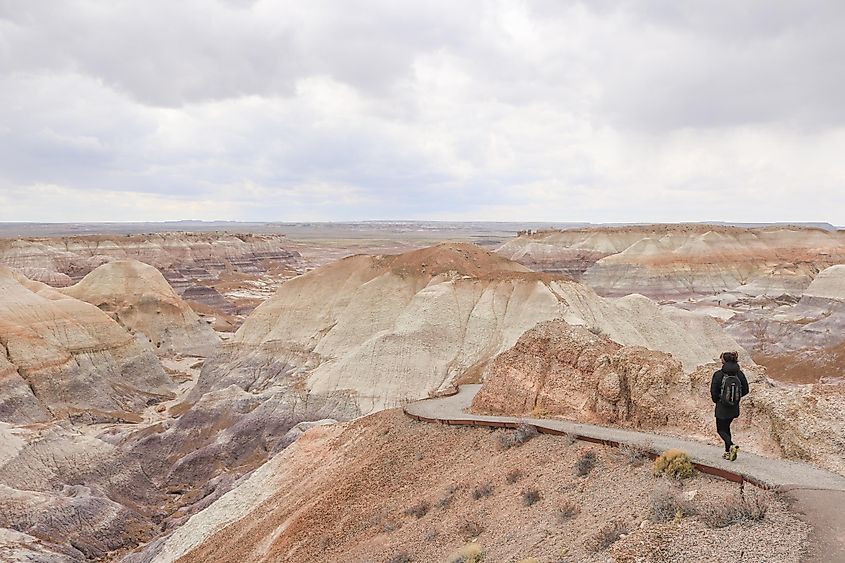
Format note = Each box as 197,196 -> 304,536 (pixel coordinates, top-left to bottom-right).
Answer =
710,351 -> 749,461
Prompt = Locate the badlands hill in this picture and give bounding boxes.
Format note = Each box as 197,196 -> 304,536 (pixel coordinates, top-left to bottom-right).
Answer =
0,267 -> 173,424
0,232 -> 307,330
61,260 -> 220,357
498,224 -> 845,298
194,243 -> 744,419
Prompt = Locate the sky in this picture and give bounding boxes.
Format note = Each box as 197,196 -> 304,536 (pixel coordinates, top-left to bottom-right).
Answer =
1,0 -> 844,224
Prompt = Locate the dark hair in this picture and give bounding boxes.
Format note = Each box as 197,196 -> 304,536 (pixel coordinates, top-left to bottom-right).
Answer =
720,351 -> 739,363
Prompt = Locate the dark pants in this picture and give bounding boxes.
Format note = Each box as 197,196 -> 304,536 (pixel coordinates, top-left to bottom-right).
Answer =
716,417 -> 735,451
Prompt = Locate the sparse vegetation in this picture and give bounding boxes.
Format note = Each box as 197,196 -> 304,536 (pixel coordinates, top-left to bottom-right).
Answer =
472,482 -> 494,500
585,520 -> 628,552
560,432 -> 577,446
699,491 -> 770,528
652,449 -> 695,480
587,325 -> 607,338
521,487 -> 542,506
555,499 -> 580,523
506,468 -> 524,484
403,500 -> 430,519
498,423 -> 540,449
386,552 -> 413,563
446,542 -> 484,563
650,487 -> 690,523
574,450 -> 597,476
458,520 -> 485,540
617,443 -> 650,466
437,485 -> 459,509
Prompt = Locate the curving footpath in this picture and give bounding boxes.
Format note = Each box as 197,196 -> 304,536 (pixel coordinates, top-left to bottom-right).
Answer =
404,384 -> 845,562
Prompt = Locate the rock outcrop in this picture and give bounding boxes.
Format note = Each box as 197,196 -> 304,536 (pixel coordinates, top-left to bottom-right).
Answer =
195,243 -> 744,419
61,260 -> 220,357
0,267 -> 173,423
471,320 -> 845,475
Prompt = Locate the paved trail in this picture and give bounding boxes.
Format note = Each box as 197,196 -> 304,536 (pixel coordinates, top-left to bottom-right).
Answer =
404,384 -> 845,562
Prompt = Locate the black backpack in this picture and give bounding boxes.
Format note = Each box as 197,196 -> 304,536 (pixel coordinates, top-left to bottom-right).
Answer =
720,372 -> 742,406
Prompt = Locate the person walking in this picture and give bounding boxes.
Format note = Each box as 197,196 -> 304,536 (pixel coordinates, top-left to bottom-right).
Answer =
710,351 -> 749,461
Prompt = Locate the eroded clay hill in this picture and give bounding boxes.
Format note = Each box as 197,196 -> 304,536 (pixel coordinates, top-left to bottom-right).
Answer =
61,260 -> 220,357
0,232 -> 307,330
498,225 -> 845,298
135,410 -> 808,563
471,320 -> 845,476
0,267 -> 173,424
194,243 -> 743,419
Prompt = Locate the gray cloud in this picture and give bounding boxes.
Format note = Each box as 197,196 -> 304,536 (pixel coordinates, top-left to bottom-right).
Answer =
0,0 -> 844,223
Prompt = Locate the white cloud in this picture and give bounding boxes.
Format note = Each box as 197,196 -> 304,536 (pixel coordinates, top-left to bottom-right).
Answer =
0,0 -> 844,223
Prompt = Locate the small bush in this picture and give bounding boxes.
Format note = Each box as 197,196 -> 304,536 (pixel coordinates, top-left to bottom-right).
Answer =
617,443 -> 650,466
472,482 -> 494,500
699,491 -> 770,528
458,520 -> 485,540
506,468 -> 525,484
386,553 -> 413,563
522,488 -> 542,506
652,449 -> 695,480
499,423 -> 540,449
403,500 -> 430,519
555,499 -> 580,523
587,325 -> 607,337
585,520 -> 628,552
650,487 -> 689,523
574,450 -> 597,476
446,543 -> 484,563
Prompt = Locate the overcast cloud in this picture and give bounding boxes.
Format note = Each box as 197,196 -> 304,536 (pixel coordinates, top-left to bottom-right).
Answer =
1,0 -> 844,223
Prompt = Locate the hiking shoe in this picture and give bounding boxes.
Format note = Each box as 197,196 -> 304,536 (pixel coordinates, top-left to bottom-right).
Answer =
722,451 -> 731,460
728,444 -> 739,461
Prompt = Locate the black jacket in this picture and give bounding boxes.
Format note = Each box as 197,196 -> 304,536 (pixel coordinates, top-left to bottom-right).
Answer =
710,361 -> 749,419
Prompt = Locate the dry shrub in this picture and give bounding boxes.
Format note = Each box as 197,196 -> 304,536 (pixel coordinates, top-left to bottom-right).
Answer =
574,450 -> 597,476
560,432 -> 577,446
652,449 -> 695,480
506,468 -> 524,484
521,488 -> 542,506
585,520 -> 628,552
617,443 -> 650,466
498,423 -> 540,449
403,500 -> 430,519
650,487 -> 690,523
587,325 -> 607,337
556,499 -> 580,523
699,491 -> 770,528
458,520 -> 485,540
446,543 -> 484,563
386,553 -> 412,563
472,482 -> 494,500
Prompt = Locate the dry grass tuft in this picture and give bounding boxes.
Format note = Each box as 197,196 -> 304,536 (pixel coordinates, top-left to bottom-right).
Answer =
458,520 -> 485,541
585,520 -> 628,552
521,488 -> 542,506
555,499 -> 580,523
403,500 -> 430,519
617,443 -> 650,466
574,450 -> 597,476
652,449 -> 695,480
472,482 -> 494,500
698,491 -> 771,528
446,543 -> 484,563
386,553 -> 413,563
498,423 -> 540,449
506,468 -> 525,484
650,487 -> 690,523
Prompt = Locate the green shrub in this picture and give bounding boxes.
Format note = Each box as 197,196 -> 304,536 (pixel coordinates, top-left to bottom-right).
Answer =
652,449 -> 695,480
